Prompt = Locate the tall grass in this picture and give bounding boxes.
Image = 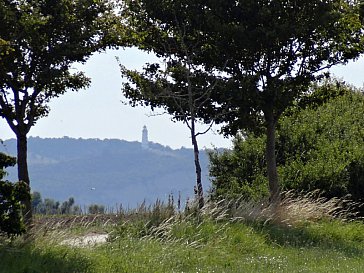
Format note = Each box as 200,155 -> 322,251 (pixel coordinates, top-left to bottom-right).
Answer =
210,190 -> 362,225
1,191 -> 364,273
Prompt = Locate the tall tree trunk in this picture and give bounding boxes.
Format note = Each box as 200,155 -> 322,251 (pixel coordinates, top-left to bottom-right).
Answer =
16,133 -> 32,226
264,109 -> 280,203
191,121 -> 204,209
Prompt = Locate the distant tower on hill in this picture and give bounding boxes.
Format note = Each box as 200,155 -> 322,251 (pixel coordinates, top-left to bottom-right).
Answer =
142,125 -> 149,149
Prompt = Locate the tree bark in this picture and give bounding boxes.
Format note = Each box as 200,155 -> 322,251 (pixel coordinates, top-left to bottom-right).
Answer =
264,109 -> 280,203
191,121 -> 204,209
16,133 -> 32,226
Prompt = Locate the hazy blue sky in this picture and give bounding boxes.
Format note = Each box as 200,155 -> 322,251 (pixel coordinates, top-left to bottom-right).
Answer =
0,48 -> 363,149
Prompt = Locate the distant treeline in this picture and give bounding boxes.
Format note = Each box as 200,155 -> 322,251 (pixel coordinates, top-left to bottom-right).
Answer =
31,192 -> 105,215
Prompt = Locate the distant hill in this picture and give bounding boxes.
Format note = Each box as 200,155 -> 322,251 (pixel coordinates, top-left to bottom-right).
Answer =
0,137 -> 211,208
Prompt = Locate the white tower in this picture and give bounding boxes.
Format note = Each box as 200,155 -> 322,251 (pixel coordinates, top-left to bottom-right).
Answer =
142,125 -> 149,149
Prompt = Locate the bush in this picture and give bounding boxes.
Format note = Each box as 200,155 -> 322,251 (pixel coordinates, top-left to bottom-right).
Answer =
209,80 -> 364,205
209,135 -> 268,200
277,83 -> 364,199
0,152 -> 28,237
0,180 -> 29,236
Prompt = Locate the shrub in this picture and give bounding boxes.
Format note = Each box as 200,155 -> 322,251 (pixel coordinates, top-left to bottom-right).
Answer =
209,80 -> 364,206
209,135 -> 268,200
0,152 -> 29,237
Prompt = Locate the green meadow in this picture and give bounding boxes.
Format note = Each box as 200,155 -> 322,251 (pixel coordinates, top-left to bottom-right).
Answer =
1,197 -> 364,273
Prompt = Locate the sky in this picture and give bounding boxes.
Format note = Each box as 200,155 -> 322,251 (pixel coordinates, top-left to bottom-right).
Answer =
0,47 -> 363,149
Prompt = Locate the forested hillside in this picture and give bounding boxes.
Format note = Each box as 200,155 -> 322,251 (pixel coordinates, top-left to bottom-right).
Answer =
0,137 -> 209,208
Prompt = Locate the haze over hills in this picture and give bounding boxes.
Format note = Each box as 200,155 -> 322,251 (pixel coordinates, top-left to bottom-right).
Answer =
0,137 -> 211,208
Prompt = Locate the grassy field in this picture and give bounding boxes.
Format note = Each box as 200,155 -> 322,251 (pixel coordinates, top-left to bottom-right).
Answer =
1,196 -> 364,273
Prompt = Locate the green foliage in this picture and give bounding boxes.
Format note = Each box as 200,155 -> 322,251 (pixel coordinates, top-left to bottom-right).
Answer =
204,0 -> 364,200
209,135 -> 269,200
277,87 -> 364,199
0,152 -> 16,180
0,0 -> 120,129
171,0 -> 364,135
121,0 -> 364,200
209,80 -> 364,202
0,180 -> 28,237
121,0 -> 233,209
0,0 -> 123,222
61,197 -> 75,214
0,152 -> 28,237
88,204 -> 105,214
121,0 -> 226,121
32,192 -> 79,215
31,191 -> 42,209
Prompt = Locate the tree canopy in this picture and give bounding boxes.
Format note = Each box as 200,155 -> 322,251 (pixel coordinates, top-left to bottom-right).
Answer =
121,0 -> 364,202
0,0 -> 120,134
121,0 -> 231,208
0,0 -> 122,225
209,80 -> 364,205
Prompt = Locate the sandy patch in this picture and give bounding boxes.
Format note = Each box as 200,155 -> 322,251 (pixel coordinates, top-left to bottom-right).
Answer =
61,233 -> 109,247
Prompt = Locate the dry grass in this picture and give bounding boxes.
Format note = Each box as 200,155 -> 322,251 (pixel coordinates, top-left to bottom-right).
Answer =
2,192 -> 364,273
5,191 -> 361,249
105,190 -> 362,248
273,190 -> 362,225
200,190 -> 362,227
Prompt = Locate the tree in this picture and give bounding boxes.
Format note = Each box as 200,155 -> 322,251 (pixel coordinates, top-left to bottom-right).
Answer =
121,63 -> 214,209
43,198 -> 60,214
31,193 -> 79,214
197,0 -> 364,202
88,203 -> 105,214
31,191 -> 42,211
60,197 -> 75,214
209,80 -> 364,206
121,0 -> 364,203
120,1 -> 227,208
0,0 -> 121,225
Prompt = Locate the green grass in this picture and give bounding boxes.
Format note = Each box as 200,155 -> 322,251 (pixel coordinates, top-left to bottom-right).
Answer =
1,217 -> 364,273
1,194 -> 364,273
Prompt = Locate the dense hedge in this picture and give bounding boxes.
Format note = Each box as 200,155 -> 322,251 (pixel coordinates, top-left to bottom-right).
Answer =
209,81 -> 364,203
0,152 -> 28,237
